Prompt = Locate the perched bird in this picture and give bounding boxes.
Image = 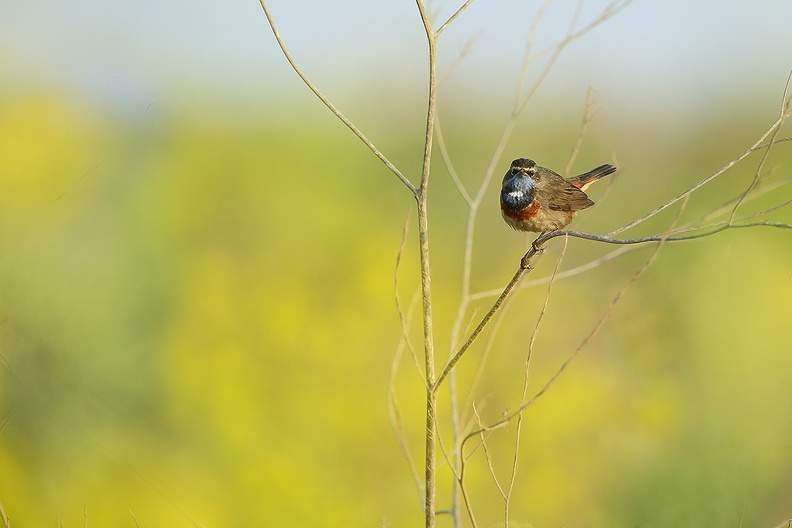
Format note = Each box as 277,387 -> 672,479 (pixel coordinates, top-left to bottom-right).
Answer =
500,158 -> 617,233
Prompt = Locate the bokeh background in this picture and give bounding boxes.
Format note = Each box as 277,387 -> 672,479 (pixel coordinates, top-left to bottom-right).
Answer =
1,1 -> 792,526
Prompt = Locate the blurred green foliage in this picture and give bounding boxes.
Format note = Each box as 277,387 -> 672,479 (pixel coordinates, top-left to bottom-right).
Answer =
0,88 -> 791,527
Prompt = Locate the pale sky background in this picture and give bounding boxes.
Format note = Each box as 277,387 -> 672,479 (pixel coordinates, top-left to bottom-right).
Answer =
1,0 -> 790,121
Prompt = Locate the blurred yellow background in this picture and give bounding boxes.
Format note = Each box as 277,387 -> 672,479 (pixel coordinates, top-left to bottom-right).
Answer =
1,1 -> 792,527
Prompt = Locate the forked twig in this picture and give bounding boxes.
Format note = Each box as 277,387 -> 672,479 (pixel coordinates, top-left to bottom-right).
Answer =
609,70 -> 792,237
446,1 -> 634,380
435,212 -> 792,392
259,2 -> 792,526
728,70 -> 792,222
461,198 -> 688,463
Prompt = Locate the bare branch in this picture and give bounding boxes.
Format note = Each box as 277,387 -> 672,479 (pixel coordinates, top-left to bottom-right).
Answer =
0,500 -> 9,528
130,509 -> 142,528
752,136 -> 792,151
505,239 -> 567,526
609,70 -> 792,237
437,213 -> 791,392
465,179 -> 787,302
475,404 -> 507,500
257,0 -> 416,193
444,3 -> 628,401
462,202 -> 683,451
443,2 -> 630,322
459,283 -> 518,426
414,3 -> 440,526
728,70 -> 792,222
436,263 -> 531,391
436,0 -> 477,37
470,245 -> 637,301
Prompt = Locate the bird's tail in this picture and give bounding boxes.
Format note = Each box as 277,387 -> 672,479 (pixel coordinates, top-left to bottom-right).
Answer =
568,164 -> 617,191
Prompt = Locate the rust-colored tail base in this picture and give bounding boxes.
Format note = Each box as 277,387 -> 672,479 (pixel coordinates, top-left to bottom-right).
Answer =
568,164 -> 617,190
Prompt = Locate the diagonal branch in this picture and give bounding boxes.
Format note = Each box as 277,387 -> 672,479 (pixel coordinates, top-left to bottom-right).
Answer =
436,0 -> 477,37
434,215 -> 791,392
728,70 -> 792,222
257,0 -> 416,194
609,70 -> 792,237
461,199 -> 687,453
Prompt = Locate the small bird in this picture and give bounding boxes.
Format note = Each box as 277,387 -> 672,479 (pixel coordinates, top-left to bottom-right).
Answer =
500,158 -> 617,233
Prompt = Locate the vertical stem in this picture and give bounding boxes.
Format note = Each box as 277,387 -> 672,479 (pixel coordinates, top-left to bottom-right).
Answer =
415,2 -> 437,527
418,193 -> 437,528
423,374 -> 437,528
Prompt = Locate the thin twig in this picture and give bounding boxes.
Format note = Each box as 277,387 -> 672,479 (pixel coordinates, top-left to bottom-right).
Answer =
436,0 -> 477,37
469,245 -> 636,301
467,0 -> 632,220
130,509 -> 142,528
703,179 -> 790,224
257,0 -> 416,194
752,136 -> 792,151
436,215 -> 791,392
609,70 -> 792,237
471,180 -> 792,304
514,0 -> 633,121
475,403 -> 507,499
728,70 -> 792,222
444,0 -> 626,395
436,263 -> 531,392
448,1 -> 633,366
463,197 -> 687,452
0,500 -> 9,528
459,278 -> 520,428
505,238 -> 567,527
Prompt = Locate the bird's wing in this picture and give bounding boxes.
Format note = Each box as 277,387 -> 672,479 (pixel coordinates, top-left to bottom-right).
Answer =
541,182 -> 595,212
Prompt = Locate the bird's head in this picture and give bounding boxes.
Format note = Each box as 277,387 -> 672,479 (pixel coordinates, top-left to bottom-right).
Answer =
501,158 -> 537,211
